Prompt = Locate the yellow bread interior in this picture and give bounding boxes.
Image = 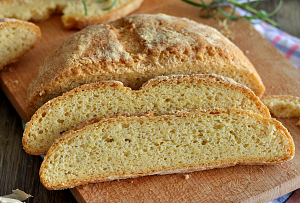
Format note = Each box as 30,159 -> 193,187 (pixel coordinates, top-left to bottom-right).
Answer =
0,18 -> 41,69
39,109 -> 294,190
23,74 -> 270,155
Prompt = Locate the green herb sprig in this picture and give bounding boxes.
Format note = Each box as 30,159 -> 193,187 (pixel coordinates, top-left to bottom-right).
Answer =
181,0 -> 283,26
78,0 -> 117,16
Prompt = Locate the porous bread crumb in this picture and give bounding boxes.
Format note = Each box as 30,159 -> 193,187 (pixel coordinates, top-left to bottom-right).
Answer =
184,174 -> 190,180
0,18 -> 41,70
23,74 -> 270,155
262,95 -> 300,118
39,109 -> 294,190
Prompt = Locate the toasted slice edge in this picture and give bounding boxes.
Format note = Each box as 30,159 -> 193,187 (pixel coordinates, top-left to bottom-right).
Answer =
39,109 -> 294,190
262,95 -> 300,118
0,18 -> 41,69
23,74 -> 270,155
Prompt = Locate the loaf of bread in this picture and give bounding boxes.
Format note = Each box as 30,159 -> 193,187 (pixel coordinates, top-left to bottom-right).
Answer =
26,13 -> 265,117
39,109 -> 294,190
262,95 -> 300,118
0,18 -> 41,70
23,74 -> 270,155
0,0 -> 144,29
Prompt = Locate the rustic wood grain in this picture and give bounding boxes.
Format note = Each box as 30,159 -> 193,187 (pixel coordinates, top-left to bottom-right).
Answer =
0,88 -> 77,203
0,0 -> 300,203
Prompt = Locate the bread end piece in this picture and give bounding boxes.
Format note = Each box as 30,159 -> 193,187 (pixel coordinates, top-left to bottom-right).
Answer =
262,95 -> 300,118
0,18 -> 41,70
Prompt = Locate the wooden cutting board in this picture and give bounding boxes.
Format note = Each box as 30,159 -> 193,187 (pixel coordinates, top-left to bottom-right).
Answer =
1,0 -> 300,202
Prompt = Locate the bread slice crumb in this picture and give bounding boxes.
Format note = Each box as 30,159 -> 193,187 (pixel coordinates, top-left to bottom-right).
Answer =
262,95 -> 300,118
0,18 -> 41,70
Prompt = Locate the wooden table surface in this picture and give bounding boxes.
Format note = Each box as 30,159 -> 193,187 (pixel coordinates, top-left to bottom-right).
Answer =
0,0 -> 299,202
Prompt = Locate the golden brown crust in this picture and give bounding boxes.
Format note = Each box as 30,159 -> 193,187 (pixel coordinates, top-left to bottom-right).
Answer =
40,108 -> 294,190
0,18 -> 41,70
26,13 -> 264,117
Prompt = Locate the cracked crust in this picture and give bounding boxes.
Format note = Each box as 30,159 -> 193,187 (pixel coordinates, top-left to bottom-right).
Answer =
26,14 -> 265,117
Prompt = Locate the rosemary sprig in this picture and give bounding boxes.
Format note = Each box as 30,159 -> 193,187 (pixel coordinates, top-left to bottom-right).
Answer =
78,0 -> 117,15
181,0 -> 283,26
81,0 -> 88,16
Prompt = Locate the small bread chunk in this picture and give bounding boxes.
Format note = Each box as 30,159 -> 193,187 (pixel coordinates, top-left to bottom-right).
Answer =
39,109 -> 295,190
262,95 -> 300,118
0,0 -> 144,29
23,74 -> 270,155
0,18 -> 41,70
26,14 -> 265,116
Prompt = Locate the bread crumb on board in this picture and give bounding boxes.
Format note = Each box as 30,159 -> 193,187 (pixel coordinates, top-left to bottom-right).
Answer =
262,95 -> 300,119
184,174 -> 190,180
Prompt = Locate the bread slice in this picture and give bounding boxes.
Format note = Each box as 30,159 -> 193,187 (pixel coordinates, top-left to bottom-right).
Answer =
0,0 -> 144,29
0,18 -> 41,70
25,13 -> 265,117
262,95 -> 300,118
61,0 -> 144,29
23,74 -> 270,155
39,109 -> 295,190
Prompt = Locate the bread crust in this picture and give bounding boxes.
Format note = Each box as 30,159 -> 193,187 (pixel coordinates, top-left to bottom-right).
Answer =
39,109 -> 294,190
26,14 -> 265,117
0,18 -> 41,70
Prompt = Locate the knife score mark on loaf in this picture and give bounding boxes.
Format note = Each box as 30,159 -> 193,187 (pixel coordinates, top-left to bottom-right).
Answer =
25,13 -> 265,117
23,74 -> 270,155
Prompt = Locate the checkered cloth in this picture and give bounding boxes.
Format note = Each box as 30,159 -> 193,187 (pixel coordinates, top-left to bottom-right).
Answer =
236,7 -> 300,70
253,22 -> 300,70
235,7 -> 299,203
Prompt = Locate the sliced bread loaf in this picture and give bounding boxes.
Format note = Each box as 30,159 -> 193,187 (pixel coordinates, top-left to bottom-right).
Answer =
262,95 -> 300,118
25,13 -> 265,117
39,109 -> 295,190
23,74 -> 270,155
0,0 -> 144,29
0,18 -> 41,70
